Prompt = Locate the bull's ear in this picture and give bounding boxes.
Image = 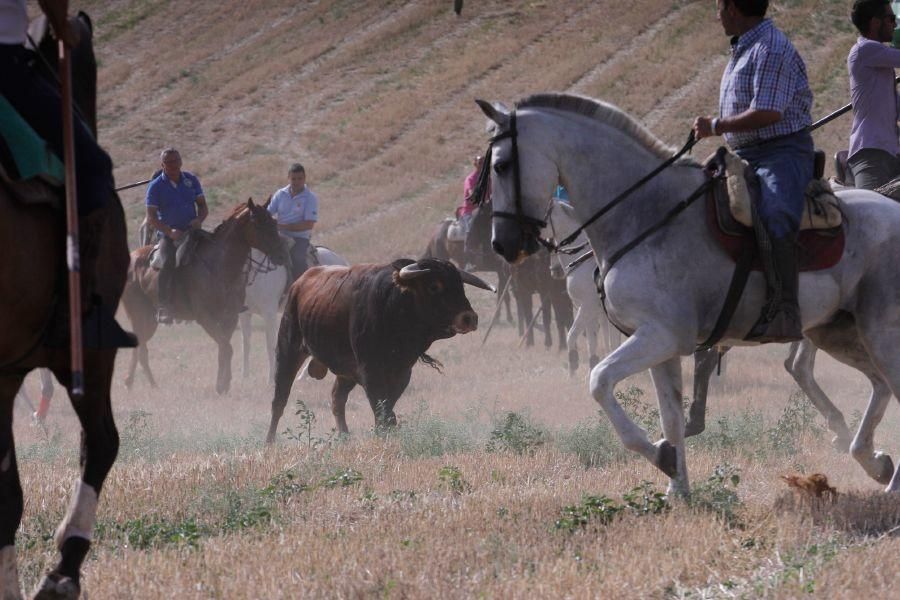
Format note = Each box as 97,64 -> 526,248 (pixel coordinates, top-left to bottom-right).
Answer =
476,99 -> 509,129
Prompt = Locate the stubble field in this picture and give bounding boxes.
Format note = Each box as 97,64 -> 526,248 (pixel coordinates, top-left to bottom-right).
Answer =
11,0 -> 900,598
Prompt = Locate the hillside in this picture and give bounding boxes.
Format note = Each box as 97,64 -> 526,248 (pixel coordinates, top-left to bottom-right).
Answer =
75,0 -> 859,261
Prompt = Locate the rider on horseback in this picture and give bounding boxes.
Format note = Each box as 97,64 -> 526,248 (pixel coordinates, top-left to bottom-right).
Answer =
0,0 -> 133,348
145,147 -> 208,324
268,162 -> 318,283
693,0 -> 813,343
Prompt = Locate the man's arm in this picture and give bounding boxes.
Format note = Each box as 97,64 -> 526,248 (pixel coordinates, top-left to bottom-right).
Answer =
693,109 -> 782,140
146,206 -> 182,240
190,195 -> 208,229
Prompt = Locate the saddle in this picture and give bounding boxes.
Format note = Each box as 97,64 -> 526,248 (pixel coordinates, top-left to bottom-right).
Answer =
148,229 -> 209,270
705,148 -> 845,272
0,96 -> 64,209
446,218 -> 467,243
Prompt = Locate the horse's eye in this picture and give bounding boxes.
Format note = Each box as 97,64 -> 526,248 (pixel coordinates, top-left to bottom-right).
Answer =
494,161 -> 508,175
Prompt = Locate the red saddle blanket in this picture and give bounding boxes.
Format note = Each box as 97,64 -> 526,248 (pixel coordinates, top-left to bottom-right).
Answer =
705,182 -> 845,272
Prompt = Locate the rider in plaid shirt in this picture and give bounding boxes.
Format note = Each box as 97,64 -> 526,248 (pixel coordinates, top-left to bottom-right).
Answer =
694,0 -> 813,344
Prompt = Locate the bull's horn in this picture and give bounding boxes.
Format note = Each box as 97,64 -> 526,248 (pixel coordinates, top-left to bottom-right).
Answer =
458,270 -> 495,292
398,263 -> 431,280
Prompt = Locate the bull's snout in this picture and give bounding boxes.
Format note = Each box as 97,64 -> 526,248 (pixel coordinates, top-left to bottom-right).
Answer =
453,310 -> 478,334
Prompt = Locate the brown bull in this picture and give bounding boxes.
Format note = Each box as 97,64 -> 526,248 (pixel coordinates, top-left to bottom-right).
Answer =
265,258 -> 493,441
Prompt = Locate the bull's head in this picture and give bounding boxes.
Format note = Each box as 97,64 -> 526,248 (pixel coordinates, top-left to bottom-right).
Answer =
394,258 -> 494,338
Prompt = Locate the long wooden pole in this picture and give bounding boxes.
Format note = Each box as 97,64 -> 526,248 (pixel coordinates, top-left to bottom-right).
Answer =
480,274 -> 513,347
807,75 -> 900,132
59,39 -> 84,397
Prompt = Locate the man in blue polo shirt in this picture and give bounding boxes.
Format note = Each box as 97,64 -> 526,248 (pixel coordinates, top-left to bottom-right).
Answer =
145,147 -> 208,323
693,0 -> 813,343
268,162 -> 318,282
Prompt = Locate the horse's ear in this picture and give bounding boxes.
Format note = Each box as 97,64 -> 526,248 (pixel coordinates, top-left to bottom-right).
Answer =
247,197 -> 256,209
263,195 -> 272,209
476,99 -> 509,129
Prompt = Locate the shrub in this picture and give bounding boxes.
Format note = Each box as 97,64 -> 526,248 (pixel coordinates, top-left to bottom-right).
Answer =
396,406 -> 474,458
486,412 -> 546,455
690,464 -> 743,526
555,481 -> 669,533
438,465 -> 472,495
555,413 -> 628,468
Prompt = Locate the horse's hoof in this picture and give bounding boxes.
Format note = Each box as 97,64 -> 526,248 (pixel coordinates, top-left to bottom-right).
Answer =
874,452 -> 895,485
684,418 -> 705,438
654,440 -> 678,479
831,435 -> 851,454
32,573 -> 80,600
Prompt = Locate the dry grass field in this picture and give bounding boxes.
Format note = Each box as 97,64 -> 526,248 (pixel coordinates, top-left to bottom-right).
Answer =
10,0 -> 900,598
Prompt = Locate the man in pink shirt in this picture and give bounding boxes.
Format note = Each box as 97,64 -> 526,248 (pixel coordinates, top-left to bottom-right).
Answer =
848,0 -> 900,189
459,154 -> 482,222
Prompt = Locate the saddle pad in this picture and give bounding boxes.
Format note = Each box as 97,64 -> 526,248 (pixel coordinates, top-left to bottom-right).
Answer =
710,148 -> 843,230
706,188 -> 845,272
0,96 -> 64,185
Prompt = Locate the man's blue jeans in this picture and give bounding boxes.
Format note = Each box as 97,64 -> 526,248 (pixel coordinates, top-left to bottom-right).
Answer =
734,130 -> 814,240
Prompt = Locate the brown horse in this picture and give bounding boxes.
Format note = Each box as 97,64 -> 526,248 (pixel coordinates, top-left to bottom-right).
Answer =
0,12 -> 138,599
122,200 -> 287,394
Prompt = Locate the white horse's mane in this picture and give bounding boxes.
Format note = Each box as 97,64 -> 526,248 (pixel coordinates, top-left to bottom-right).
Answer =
516,93 -> 692,164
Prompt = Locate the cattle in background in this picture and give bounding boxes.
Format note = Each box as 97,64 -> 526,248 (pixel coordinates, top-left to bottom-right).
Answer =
265,258 -> 494,441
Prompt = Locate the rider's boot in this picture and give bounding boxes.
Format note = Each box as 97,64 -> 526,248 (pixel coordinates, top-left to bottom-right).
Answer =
745,231 -> 802,343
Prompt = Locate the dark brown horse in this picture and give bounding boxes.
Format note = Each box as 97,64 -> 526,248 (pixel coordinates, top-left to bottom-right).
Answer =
122,200 -> 287,394
1,13 -> 134,599
510,249 -> 573,350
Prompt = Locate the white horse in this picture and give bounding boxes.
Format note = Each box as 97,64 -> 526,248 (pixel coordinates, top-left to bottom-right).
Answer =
240,244 -> 349,383
479,93 -> 900,495
544,199 -> 619,374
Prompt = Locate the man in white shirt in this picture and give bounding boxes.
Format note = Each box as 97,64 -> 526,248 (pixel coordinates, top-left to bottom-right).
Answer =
267,163 -> 319,282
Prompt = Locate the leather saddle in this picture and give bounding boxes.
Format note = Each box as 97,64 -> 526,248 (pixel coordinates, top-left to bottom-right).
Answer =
704,147 -> 845,272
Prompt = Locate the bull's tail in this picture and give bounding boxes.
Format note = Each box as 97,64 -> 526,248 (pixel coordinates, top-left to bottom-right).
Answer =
266,289 -> 308,444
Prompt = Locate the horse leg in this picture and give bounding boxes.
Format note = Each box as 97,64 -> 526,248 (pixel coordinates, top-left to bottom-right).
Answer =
590,326 -> 686,494
266,318 -> 309,445
199,317 -> 234,395
239,312 -> 252,379
541,293 -> 553,350
584,302 -> 601,370
566,304 -> 583,375
684,347 -> 724,437
36,352 -> 118,599
331,377 -> 357,434
784,339 -> 852,452
650,357 -> 689,496
122,285 -> 157,390
263,311 -> 278,386
0,373 -> 25,600
806,318 -> 894,486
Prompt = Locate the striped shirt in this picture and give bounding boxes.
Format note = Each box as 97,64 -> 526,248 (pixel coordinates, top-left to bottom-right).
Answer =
718,19 -> 812,149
